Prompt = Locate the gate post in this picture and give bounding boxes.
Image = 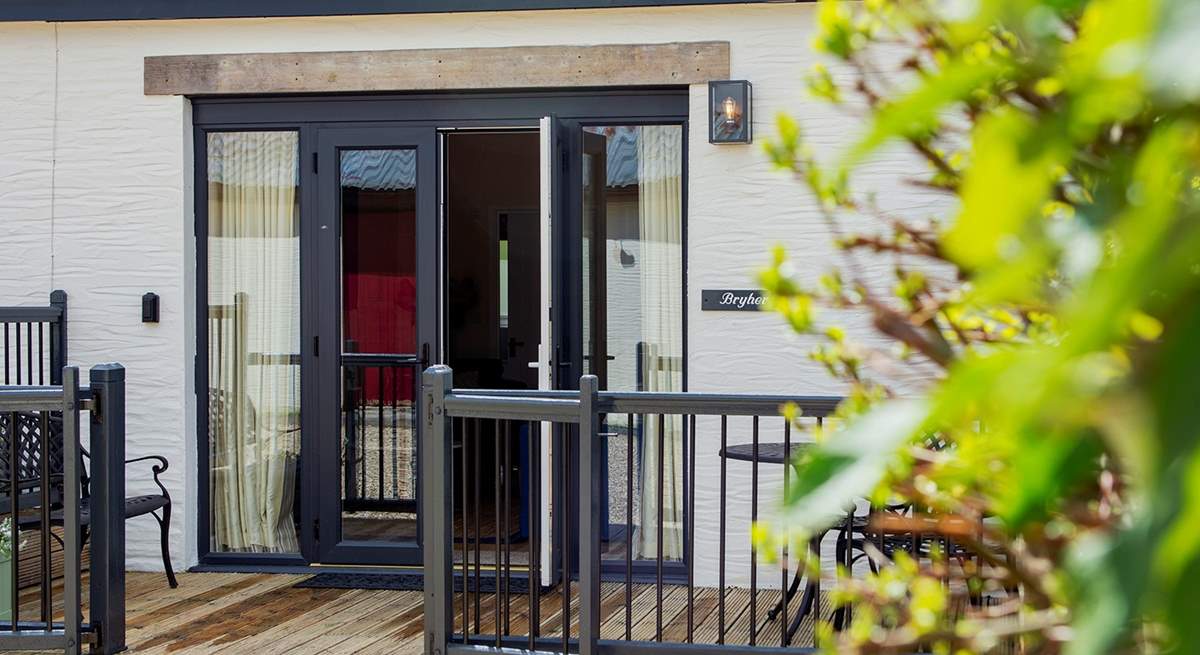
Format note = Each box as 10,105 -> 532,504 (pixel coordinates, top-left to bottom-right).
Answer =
422,366 -> 454,655
61,367 -> 82,655
49,290 -> 67,385
577,375 -> 601,655
89,364 -> 126,654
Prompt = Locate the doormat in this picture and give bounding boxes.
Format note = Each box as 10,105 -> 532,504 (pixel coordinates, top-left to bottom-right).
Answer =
294,572 -> 531,594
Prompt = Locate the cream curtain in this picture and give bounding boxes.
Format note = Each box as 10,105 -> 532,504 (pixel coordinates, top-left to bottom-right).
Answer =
634,125 -> 685,561
207,131 -> 301,554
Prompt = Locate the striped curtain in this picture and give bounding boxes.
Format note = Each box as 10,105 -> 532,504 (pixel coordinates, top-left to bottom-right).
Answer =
207,131 -> 301,554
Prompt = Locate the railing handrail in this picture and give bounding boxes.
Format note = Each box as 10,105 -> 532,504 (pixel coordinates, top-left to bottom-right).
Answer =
0,386 -> 94,412
0,307 -> 64,322
444,387 -> 843,419
443,393 -> 581,422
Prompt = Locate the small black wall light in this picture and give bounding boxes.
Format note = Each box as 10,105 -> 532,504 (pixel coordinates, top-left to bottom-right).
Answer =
709,80 -> 753,144
142,292 -> 160,323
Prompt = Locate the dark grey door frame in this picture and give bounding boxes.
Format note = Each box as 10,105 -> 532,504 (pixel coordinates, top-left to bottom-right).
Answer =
315,126 -> 438,566
193,90 -> 688,570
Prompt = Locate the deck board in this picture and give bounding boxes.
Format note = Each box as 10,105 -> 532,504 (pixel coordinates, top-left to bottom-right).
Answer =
17,571 -> 830,653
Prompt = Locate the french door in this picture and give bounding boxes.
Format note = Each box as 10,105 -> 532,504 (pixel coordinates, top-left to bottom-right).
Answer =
195,92 -> 688,569
315,126 -> 437,565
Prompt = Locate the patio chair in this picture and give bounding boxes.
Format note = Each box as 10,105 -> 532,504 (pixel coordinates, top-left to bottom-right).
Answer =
0,411 -> 178,588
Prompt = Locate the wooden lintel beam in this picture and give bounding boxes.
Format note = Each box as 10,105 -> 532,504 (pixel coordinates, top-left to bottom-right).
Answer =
145,41 -> 730,95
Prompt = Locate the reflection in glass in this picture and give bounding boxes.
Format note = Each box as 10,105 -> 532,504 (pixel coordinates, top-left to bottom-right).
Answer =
582,125 -> 685,562
339,148 -> 419,542
207,131 -> 302,554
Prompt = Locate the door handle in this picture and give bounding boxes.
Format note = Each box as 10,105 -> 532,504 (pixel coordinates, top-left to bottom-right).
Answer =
529,342 -> 546,369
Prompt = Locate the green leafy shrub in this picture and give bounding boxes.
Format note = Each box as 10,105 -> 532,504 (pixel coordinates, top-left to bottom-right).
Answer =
761,0 -> 1200,652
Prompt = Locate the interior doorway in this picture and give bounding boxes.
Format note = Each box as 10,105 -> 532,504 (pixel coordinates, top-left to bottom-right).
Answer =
444,131 -> 541,391
444,130 -> 541,567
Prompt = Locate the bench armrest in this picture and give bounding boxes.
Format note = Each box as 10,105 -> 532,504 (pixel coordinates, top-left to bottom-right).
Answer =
124,455 -> 171,501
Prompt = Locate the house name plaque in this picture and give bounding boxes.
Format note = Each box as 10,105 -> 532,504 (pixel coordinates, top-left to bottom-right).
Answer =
701,289 -> 765,311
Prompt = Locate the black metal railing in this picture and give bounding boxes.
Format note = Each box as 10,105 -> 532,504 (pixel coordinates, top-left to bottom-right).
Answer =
422,365 -> 849,655
342,354 -> 419,514
0,291 -> 68,387
0,364 -> 126,655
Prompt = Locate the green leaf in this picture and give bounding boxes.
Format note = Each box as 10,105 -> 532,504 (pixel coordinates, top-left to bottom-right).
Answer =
1065,526 -> 1147,655
995,427 -> 1102,530
944,109 -> 1068,271
781,399 -> 929,533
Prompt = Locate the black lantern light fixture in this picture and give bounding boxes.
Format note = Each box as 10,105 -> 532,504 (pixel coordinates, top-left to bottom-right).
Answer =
708,80 -> 752,144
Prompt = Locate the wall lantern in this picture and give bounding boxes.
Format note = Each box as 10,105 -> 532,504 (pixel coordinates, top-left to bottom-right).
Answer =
708,80 -> 752,144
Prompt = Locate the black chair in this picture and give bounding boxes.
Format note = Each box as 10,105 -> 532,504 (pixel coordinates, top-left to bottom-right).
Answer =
0,412 -> 177,588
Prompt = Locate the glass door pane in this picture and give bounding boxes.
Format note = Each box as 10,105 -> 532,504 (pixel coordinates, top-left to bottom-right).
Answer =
580,125 -> 686,566
205,131 -> 302,555
339,148 -> 419,543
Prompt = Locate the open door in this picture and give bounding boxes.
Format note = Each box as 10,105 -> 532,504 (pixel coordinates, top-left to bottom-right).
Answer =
535,116 -> 557,586
580,129 -> 611,542
582,130 -> 609,387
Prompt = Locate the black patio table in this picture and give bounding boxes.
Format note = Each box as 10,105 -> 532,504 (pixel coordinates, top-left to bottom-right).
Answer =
718,441 -> 837,645
719,441 -> 809,465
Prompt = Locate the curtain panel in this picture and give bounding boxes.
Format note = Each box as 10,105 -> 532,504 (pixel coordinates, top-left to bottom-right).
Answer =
632,125 -> 685,561
207,131 -> 302,554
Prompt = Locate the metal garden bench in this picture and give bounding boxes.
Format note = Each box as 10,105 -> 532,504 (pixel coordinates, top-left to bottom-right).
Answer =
1,291 -> 177,589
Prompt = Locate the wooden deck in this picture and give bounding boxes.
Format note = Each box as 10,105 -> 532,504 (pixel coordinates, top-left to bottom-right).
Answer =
18,571 -> 825,653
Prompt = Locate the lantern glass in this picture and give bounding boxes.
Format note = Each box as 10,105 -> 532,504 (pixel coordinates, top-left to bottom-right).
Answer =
708,80 -> 752,144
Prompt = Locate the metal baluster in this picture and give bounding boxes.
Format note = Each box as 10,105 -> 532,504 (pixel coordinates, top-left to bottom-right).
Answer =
473,418 -> 481,635
911,503 -> 919,561
561,423 -> 570,653
15,323 -> 21,384
378,366 -> 384,504
503,419 -> 512,636
625,412 -> 633,642
25,323 -> 32,385
655,413 -> 665,642
391,367 -> 398,503
4,323 -> 9,384
39,411 -> 52,626
494,419 -> 502,647
839,506 -> 854,629
530,420 -> 541,645
460,417 -> 470,639
876,502 -> 885,562
213,316 -> 220,397
718,414 -> 727,645
37,322 -> 44,385
358,367 -> 366,504
750,415 -> 759,645
9,410 -> 20,631
527,419 -> 536,648
687,414 -> 696,644
782,418 -> 791,646
814,416 -> 824,648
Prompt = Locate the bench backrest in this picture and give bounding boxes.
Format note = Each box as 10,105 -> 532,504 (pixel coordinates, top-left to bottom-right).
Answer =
0,290 -> 68,387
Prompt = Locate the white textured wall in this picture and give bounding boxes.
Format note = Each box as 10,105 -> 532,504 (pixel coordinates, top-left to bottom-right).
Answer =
0,3 -> 944,584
